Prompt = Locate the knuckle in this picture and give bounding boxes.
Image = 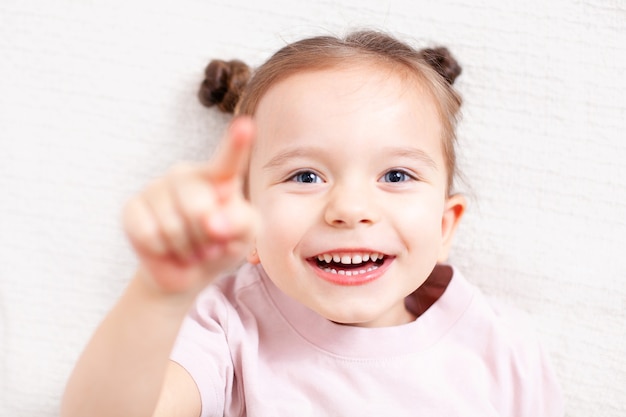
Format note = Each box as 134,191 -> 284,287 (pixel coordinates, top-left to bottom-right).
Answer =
127,219 -> 164,255
181,196 -> 211,222
135,225 -> 161,249
160,215 -> 185,241
178,185 -> 215,221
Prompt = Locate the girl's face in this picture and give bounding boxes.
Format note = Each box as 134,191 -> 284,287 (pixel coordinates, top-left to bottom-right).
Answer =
247,64 -> 464,328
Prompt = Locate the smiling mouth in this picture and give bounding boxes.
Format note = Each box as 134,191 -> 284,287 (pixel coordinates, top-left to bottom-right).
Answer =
309,252 -> 387,276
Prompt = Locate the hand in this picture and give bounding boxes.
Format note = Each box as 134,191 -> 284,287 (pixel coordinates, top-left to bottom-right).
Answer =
122,117 -> 257,295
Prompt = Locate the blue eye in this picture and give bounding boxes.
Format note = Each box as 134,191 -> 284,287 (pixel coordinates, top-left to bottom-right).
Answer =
291,171 -> 322,183
381,170 -> 411,183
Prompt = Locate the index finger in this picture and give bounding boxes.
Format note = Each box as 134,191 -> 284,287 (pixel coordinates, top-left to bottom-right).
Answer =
205,116 -> 255,182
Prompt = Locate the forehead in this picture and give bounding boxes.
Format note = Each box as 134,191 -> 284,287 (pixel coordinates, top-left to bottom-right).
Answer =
252,64 -> 443,154
257,62 -> 432,110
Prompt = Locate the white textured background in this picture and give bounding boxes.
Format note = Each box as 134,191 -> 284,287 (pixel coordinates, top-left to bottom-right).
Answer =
1,1 -> 625,415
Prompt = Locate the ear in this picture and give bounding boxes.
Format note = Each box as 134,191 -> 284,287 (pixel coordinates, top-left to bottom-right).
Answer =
247,247 -> 261,264
438,193 -> 466,262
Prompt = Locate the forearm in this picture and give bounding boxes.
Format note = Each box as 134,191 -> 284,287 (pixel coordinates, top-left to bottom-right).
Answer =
61,269 -> 197,417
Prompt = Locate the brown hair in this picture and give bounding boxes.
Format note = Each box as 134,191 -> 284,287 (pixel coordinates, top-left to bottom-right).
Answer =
199,30 -> 463,192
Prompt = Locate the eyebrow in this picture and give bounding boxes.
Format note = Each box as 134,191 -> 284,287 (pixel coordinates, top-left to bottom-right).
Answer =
262,146 -> 326,170
262,145 -> 439,171
383,146 -> 439,171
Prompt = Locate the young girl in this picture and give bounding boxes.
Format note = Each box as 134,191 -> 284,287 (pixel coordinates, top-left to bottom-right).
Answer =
61,30 -> 564,416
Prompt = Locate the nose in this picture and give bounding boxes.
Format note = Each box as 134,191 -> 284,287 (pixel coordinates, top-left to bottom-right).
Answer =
324,182 -> 380,228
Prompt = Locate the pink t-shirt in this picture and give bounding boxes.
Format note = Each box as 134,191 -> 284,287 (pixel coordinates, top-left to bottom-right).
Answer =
171,263 -> 564,416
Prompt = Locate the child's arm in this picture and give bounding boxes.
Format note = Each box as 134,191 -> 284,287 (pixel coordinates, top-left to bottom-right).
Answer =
61,118 -> 256,417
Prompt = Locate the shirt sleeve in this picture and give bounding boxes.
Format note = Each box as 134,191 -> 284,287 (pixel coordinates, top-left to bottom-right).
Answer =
490,297 -> 565,417
511,336 -> 565,416
170,286 -> 235,417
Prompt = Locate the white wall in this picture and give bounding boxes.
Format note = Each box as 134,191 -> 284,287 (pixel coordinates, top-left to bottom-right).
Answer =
1,0 -> 625,415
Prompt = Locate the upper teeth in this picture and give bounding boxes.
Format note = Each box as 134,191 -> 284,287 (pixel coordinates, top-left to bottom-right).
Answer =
317,252 -> 383,264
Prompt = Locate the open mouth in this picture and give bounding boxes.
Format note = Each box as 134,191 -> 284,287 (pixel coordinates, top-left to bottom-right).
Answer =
309,252 -> 388,277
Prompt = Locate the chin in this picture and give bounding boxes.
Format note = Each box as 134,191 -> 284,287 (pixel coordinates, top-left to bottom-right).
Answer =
318,306 -> 386,327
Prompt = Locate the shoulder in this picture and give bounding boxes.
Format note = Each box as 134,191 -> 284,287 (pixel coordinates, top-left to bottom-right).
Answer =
172,263 -> 268,363
446,268 -> 541,347
190,262 -> 266,323
466,281 -> 546,364
170,263 -> 268,417
453,270 -> 549,370
450,270 -> 565,415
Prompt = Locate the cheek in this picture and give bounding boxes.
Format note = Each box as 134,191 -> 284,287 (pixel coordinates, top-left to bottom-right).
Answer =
393,196 -> 445,243
253,193 -> 308,253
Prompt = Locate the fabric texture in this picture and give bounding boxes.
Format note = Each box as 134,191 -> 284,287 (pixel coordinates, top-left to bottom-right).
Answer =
170,263 -> 564,417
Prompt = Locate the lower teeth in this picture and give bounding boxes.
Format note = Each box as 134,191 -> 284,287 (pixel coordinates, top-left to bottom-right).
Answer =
322,265 -> 378,276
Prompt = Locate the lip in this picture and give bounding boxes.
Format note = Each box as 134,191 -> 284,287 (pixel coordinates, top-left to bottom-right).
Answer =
306,251 -> 394,286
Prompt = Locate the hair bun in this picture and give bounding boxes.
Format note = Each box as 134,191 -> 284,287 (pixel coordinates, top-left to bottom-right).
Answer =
198,59 -> 251,113
419,47 -> 462,85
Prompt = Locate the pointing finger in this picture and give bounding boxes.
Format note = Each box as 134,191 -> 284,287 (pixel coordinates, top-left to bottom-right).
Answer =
205,116 -> 255,183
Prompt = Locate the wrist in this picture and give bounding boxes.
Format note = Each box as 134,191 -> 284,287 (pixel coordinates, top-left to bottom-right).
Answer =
130,267 -> 200,313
